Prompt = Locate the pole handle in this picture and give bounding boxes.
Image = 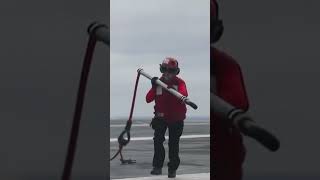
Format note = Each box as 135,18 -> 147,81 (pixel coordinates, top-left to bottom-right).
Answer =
185,98 -> 198,110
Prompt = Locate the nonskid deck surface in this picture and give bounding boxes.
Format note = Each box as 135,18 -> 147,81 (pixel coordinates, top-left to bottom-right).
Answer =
110,118 -> 210,179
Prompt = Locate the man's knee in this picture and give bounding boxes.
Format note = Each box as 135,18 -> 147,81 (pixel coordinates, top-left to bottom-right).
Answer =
154,136 -> 165,144
168,138 -> 179,146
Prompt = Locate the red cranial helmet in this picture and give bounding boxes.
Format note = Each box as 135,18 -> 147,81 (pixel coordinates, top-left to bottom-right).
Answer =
211,0 -> 224,43
160,57 -> 180,75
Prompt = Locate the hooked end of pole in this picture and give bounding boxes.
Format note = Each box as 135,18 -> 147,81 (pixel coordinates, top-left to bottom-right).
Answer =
87,22 -> 101,35
137,68 -> 144,74
87,22 -> 109,45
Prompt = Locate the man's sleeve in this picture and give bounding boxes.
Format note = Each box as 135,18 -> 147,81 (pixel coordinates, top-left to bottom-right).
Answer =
146,87 -> 156,103
218,60 -> 249,111
178,80 -> 188,97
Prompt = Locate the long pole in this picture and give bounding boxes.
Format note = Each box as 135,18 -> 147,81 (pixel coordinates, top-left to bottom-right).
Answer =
137,68 -> 198,110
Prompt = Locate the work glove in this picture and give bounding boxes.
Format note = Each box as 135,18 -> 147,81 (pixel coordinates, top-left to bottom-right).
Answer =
232,112 -> 254,135
151,77 -> 158,87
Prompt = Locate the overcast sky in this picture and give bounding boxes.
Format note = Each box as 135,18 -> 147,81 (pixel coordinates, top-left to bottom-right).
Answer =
110,0 -> 210,119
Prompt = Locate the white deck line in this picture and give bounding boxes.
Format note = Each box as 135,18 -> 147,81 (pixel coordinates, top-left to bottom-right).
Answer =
110,134 -> 210,142
112,173 -> 210,180
110,122 -> 209,128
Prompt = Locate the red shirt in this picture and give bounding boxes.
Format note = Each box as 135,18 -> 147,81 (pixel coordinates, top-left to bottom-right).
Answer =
146,76 -> 188,123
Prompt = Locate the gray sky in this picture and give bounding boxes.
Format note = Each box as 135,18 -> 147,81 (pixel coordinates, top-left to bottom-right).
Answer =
110,0 -> 210,119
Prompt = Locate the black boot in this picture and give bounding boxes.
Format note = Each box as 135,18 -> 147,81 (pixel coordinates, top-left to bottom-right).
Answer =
168,170 -> 176,178
150,167 -> 162,175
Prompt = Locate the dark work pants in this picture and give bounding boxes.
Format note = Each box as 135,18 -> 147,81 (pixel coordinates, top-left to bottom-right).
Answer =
152,120 -> 184,171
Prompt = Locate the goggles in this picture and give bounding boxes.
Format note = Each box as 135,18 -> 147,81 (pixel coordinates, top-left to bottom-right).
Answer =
161,67 -> 178,74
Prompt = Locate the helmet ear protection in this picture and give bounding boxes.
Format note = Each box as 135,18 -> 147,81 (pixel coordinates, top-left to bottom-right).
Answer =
160,64 -> 165,73
211,0 -> 224,43
176,67 -> 180,75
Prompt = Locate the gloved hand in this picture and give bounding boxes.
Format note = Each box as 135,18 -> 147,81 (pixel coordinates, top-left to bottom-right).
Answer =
151,77 -> 158,87
232,112 -> 254,135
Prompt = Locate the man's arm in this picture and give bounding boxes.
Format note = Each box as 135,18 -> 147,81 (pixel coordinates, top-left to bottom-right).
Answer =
146,87 -> 156,103
178,80 -> 188,97
211,92 -> 280,151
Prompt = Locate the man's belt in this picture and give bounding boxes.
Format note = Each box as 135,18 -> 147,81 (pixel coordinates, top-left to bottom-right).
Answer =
155,112 -> 164,117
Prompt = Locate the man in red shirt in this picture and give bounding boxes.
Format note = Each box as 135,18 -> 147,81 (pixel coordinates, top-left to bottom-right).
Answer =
146,57 -> 188,178
211,0 -> 249,179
